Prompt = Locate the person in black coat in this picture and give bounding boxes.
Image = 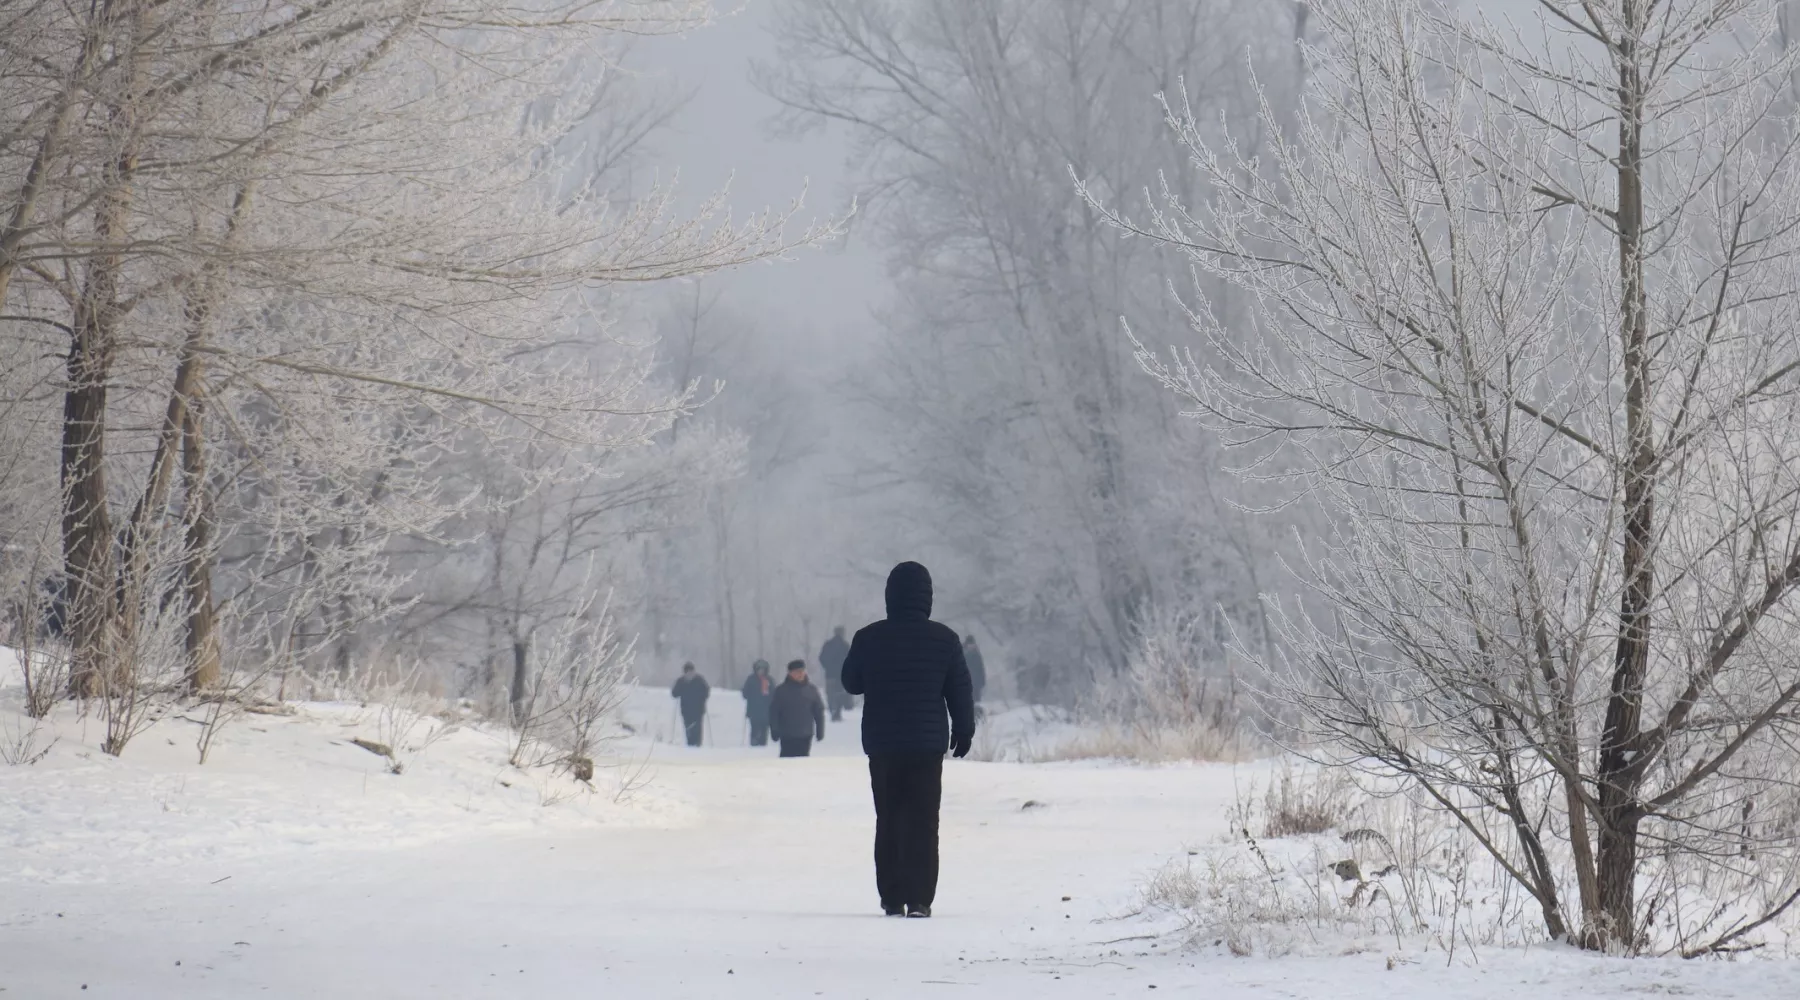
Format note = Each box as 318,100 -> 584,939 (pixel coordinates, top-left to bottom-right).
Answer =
670,663 -> 710,747
841,561 -> 975,918
767,660 -> 826,758
742,659 -> 775,746
962,635 -> 987,709
819,625 -> 853,722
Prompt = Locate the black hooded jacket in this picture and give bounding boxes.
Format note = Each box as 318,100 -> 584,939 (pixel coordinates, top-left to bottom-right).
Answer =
840,562 -> 976,755
671,673 -> 709,718
818,633 -> 851,693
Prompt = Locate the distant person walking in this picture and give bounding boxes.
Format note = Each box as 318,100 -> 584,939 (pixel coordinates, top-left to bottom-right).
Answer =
841,561 -> 976,918
670,663 -> 710,747
819,625 -> 853,722
742,659 -> 775,747
768,660 -> 826,758
962,635 -> 988,714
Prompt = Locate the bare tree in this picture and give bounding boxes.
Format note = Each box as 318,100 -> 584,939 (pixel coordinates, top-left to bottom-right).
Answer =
505,588 -> 638,775
1,0 -> 834,751
762,0 -> 1302,699
388,410 -> 741,713
641,284 -> 832,685
1102,0 -> 1800,952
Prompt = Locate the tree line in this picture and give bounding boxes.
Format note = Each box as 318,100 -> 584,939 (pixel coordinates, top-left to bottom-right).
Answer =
0,0 -> 825,752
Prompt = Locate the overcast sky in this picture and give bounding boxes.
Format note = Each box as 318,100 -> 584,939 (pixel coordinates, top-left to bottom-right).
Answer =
636,4 -> 887,340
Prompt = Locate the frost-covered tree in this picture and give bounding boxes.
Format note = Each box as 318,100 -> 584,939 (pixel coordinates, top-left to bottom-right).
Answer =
391,412 -> 743,713
1107,0 -> 1800,952
0,0 -> 827,751
635,283 -> 847,687
763,0 -> 1306,700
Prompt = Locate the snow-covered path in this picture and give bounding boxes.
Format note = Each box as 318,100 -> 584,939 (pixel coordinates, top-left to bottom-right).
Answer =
5,736 -> 1217,998
6,712 -> 1800,998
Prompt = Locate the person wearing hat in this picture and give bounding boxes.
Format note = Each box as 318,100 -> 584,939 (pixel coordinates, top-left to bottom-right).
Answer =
741,659 -> 775,746
670,662 -> 710,747
841,561 -> 976,918
767,659 -> 826,758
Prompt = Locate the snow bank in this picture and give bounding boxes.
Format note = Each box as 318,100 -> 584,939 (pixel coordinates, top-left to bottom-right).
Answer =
1134,768 -> 1800,962
0,650 -> 689,885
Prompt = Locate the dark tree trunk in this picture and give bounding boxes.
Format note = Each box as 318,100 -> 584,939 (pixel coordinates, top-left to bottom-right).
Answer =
62,175 -> 133,697
1591,0 -> 1653,952
61,323 -> 116,698
62,4 -> 149,700
510,638 -> 530,724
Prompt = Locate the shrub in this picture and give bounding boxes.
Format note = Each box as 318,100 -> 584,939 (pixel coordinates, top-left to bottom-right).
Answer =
1261,765 -> 1350,838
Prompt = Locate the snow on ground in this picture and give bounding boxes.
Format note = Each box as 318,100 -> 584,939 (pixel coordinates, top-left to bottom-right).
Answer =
965,703 -> 1088,762
0,652 -> 687,889
4,664 -> 1799,998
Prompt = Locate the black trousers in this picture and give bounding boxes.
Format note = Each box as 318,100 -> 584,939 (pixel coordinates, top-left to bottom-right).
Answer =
779,736 -> 813,757
869,753 -> 944,910
749,717 -> 769,746
682,713 -> 704,747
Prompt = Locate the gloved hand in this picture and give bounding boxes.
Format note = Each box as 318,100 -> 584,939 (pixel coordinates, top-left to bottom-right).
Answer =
951,732 -> 972,759
816,729 -> 825,742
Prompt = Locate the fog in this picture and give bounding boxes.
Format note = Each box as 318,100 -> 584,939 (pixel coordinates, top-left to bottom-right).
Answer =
621,2 -> 1303,703
627,6 -> 899,686
11,3 -> 1800,979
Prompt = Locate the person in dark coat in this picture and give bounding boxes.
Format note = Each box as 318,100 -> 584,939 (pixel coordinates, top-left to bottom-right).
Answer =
768,660 -> 826,758
742,659 -> 774,746
670,663 -> 710,747
962,635 -> 987,710
819,625 -> 853,722
841,561 -> 975,918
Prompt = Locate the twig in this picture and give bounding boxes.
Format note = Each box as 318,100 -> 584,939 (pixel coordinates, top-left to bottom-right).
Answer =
1681,886 -> 1800,959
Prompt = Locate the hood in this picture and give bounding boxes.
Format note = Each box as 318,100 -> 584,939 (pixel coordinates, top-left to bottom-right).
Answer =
884,561 -> 933,621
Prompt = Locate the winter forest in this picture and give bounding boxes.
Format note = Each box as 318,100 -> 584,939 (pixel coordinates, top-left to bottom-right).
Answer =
7,1 -> 1800,996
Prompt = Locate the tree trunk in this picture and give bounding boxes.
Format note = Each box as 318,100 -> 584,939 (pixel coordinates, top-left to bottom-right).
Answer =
62,2 -> 151,699
1493,735 -> 1569,941
1592,0 -> 1653,952
181,359 -> 220,693
62,168 -> 137,697
117,308 -> 207,665
129,184 -> 248,690
62,301 -> 118,698
510,637 -> 530,724
1562,764 -> 1602,936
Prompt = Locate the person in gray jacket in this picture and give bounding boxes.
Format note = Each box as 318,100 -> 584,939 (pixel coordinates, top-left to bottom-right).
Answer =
767,660 -> 826,758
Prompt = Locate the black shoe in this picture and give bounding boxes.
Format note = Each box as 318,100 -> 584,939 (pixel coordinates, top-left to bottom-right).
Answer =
906,905 -> 931,918
883,905 -> 905,917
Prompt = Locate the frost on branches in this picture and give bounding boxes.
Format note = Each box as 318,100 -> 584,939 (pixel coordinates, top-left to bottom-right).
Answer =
0,1 -> 831,755
1095,0 -> 1800,954
762,0 -> 1309,703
